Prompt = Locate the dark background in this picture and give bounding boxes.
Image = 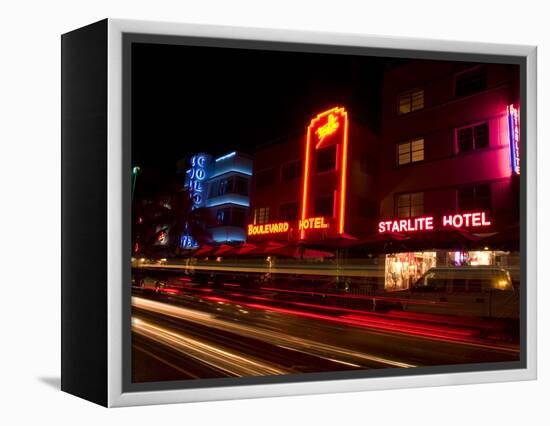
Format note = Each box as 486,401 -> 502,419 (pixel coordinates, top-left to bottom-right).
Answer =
131,42 -> 389,185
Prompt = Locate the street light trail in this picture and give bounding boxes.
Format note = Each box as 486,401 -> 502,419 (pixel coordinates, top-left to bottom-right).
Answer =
135,262 -> 384,278
132,317 -> 291,377
132,296 -> 416,369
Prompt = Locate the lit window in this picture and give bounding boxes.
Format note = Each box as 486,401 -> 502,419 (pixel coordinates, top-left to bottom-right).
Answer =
455,67 -> 486,97
396,192 -> 424,218
456,122 -> 489,153
397,138 -> 424,165
398,89 -> 424,115
253,207 -> 270,225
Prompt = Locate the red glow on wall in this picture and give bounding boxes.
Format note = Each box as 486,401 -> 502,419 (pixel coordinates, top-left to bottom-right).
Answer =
301,107 -> 349,239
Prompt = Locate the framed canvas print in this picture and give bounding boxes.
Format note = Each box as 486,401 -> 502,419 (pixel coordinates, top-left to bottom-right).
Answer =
61,19 -> 537,407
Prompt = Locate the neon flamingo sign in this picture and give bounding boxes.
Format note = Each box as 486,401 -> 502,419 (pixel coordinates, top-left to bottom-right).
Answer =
315,113 -> 340,147
301,107 -> 349,238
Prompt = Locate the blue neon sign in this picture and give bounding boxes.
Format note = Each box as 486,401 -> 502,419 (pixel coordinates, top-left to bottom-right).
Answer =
186,153 -> 210,209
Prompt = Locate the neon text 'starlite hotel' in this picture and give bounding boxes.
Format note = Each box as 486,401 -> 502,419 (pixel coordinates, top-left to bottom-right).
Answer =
248,60 -> 520,290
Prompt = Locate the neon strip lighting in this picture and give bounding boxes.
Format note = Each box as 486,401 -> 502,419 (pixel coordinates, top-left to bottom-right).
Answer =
301,107 -> 349,239
215,151 -> 236,162
507,104 -> 520,175
339,111 -> 349,234
205,196 -> 250,208
208,168 -> 252,179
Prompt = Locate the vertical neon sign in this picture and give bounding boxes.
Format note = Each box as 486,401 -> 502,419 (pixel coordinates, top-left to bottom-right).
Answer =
183,153 -> 210,249
186,153 -> 209,209
507,104 -> 520,175
301,107 -> 349,239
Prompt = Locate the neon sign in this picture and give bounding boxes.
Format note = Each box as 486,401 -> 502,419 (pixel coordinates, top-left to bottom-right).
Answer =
180,235 -> 198,249
378,212 -> 492,234
247,216 -> 330,236
507,104 -> 520,175
302,107 -> 349,238
298,216 -> 329,230
186,153 -> 210,209
248,222 -> 289,236
315,114 -> 340,146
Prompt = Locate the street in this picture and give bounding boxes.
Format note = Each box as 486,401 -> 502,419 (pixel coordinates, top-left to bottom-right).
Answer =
131,273 -> 520,382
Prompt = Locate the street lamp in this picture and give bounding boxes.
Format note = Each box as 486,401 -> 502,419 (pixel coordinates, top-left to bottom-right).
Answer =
131,166 -> 141,200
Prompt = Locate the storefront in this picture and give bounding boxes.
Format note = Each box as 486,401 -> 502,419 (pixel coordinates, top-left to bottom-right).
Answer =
383,249 -> 518,290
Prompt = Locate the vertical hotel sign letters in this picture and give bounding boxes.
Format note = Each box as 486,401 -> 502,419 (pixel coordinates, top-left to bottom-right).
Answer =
507,104 -> 520,175
183,153 -> 210,249
301,107 -> 349,238
186,154 -> 209,209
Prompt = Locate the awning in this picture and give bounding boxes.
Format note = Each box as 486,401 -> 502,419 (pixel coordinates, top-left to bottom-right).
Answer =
194,244 -> 214,256
213,244 -> 235,256
235,242 -> 258,255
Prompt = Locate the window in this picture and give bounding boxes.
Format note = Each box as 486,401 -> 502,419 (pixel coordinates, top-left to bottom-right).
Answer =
216,207 -> 246,227
316,145 -> 336,173
360,153 -> 377,174
256,168 -> 275,188
455,67 -> 486,97
208,175 -> 249,198
397,138 -> 424,165
234,176 -> 249,196
231,208 -> 246,227
359,197 -> 377,219
398,89 -> 424,114
456,122 -> 489,153
253,207 -> 270,225
457,184 -> 492,211
314,194 -> 334,217
396,192 -> 424,218
281,160 -> 302,181
279,202 -> 299,221
216,208 -> 229,225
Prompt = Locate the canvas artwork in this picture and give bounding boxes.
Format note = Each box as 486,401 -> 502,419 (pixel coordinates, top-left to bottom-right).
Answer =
61,20 -> 535,406
129,42 -> 522,384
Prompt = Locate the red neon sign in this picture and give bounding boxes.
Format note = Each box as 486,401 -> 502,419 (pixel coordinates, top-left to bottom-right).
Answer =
248,222 -> 289,236
301,107 -> 349,238
315,113 -> 340,147
378,212 -> 492,234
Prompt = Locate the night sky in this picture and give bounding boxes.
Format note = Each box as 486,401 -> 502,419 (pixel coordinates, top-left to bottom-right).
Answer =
131,42 -> 388,186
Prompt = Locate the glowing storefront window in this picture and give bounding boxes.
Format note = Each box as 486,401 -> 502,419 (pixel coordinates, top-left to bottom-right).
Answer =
385,252 -> 437,290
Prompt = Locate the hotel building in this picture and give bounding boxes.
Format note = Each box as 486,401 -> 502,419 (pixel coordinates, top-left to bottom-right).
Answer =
246,60 -> 520,289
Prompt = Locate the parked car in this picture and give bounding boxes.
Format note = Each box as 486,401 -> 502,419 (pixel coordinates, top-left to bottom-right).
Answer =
398,266 -> 519,319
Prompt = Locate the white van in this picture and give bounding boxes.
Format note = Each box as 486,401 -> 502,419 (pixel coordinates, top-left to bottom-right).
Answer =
400,266 -> 518,319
